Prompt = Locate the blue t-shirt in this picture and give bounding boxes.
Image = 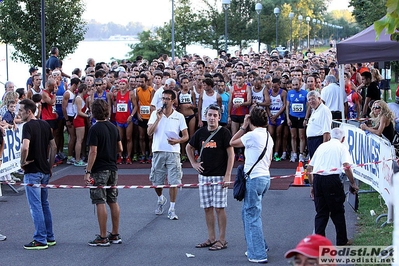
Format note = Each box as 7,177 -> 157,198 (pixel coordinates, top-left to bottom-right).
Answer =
218,91 -> 230,124
55,82 -> 66,119
287,89 -> 308,118
2,110 -> 15,124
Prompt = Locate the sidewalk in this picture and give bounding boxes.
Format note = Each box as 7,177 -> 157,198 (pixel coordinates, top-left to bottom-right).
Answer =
0,162 -> 356,266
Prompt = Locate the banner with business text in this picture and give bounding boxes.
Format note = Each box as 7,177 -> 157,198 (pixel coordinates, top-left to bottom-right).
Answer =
0,124 -> 23,179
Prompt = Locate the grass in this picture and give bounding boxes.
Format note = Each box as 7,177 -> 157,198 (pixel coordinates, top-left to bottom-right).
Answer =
353,183 -> 393,248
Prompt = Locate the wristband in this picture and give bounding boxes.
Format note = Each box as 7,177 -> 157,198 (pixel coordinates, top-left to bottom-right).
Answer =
85,170 -> 91,174
240,127 -> 246,131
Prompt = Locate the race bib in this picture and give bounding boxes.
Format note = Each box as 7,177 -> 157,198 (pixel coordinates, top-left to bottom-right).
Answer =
271,109 -> 279,115
221,105 -> 225,114
140,105 -> 150,115
292,103 -> 304,112
52,104 -> 57,114
117,103 -> 128,112
233,98 -> 244,105
55,95 -> 63,105
180,95 -> 192,104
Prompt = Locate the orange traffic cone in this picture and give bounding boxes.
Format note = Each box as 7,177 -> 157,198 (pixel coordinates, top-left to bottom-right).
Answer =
292,166 -> 305,186
298,161 -> 305,182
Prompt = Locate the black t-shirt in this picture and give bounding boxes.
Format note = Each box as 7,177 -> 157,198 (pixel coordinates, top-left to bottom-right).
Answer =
189,126 -> 232,176
87,121 -> 120,173
22,119 -> 53,174
361,81 -> 381,115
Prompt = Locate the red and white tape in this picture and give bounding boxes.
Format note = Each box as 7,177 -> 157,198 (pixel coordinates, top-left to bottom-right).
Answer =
2,158 -> 396,189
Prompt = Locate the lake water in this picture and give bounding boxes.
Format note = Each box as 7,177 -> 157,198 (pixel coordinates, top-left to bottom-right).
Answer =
0,40 -> 218,96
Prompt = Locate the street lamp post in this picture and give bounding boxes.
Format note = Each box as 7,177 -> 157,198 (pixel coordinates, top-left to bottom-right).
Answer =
255,3 -> 262,53
298,15 -> 303,50
171,0 -> 175,61
289,12 -> 294,52
312,18 -> 316,49
274,7 -> 280,48
306,16 -> 310,49
222,0 -> 231,52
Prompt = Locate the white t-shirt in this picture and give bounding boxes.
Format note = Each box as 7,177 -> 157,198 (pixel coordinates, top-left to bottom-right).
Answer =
321,82 -> 347,112
148,109 -> 187,153
151,86 -> 164,109
309,138 -> 353,175
306,103 -> 332,137
240,128 -> 274,179
388,102 -> 399,123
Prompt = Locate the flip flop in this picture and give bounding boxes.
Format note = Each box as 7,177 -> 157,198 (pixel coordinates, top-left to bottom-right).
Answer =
195,239 -> 216,248
209,240 -> 228,251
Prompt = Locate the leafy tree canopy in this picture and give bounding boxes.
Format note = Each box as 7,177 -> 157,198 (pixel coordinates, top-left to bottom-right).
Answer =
374,0 -> 399,41
0,0 -> 87,66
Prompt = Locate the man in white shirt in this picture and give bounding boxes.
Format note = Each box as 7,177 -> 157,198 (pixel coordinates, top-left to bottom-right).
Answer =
147,89 -> 188,220
321,75 -> 347,120
307,128 -> 359,246
306,90 -> 332,159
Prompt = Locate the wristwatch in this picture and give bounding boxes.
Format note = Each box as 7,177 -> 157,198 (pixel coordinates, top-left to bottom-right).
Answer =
85,170 -> 91,174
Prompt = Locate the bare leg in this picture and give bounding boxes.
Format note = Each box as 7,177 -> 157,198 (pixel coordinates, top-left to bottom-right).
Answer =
108,202 -> 120,235
204,207 -> 216,242
215,208 -> 227,242
169,187 -> 177,203
96,203 -> 108,238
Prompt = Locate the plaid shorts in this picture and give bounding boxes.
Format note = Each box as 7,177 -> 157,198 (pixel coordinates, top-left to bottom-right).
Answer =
198,175 -> 228,209
90,170 -> 118,204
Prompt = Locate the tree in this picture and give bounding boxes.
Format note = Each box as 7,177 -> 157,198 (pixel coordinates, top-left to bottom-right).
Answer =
349,0 -> 387,28
374,1 -> 399,41
126,31 -> 169,62
0,0 -> 86,66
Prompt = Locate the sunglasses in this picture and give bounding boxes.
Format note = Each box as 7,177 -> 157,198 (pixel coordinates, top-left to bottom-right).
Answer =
372,106 -> 381,110
95,84 -> 102,87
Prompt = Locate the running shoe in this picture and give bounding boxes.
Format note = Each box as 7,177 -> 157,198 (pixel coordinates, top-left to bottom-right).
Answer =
181,155 -> 188,162
116,157 -> 123,165
132,154 -> 138,162
280,152 -> 287,160
299,154 -> 305,162
23,240 -> 48,250
74,160 -> 87,167
67,157 -> 76,165
125,157 -> 132,164
167,209 -> 179,220
88,235 -> 110,247
0,233 -> 6,241
107,233 -> 122,244
146,156 -> 152,164
47,240 -> 57,246
155,195 -> 167,215
273,153 -> 281,162
238,154 -> 244,162
290,153 -> 297,163
139,155 -> 146,164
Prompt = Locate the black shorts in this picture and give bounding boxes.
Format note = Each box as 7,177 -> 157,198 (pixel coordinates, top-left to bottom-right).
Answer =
185,114 -> 195,125
45,119 -> 58,130
67,116 -> 74,123
289,115 -> 305,129
138,119 -> 149,128
230,115 -> 245,124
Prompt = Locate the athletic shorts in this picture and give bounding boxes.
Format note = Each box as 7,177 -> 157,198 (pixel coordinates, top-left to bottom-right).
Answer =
149,152 -> 182,185
116,122 -> 129,128
198,175 -> 228,208
90,170 -> 118,204
67,116 -> 74,123
45,119 -> 58,130
230,115 -> 245,124
138,119 -> 149,128
185,114 -> 195,126
268,114 -> 285,127
73,115 -> 86,128
289,115 -> 305,129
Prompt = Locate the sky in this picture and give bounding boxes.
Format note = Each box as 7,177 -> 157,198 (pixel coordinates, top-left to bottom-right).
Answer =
83,0 -> 350,27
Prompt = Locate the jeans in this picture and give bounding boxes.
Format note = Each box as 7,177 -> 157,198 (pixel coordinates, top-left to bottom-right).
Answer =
24,172 -> 54,244
242,176 -> 270,260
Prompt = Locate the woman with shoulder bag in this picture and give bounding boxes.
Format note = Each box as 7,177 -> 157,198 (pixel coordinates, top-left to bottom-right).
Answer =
230,107 -> 274,264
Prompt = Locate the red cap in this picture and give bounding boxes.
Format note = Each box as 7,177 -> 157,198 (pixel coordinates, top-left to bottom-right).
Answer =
119,79 -> 128,84
285,234 -> 334,258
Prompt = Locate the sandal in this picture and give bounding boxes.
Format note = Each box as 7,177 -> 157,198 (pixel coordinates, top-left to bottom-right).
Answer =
208,240 -> 228,251
195,239 -> 216,248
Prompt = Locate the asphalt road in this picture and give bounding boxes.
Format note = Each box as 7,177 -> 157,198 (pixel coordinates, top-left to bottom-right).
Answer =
0,164 -> 357,266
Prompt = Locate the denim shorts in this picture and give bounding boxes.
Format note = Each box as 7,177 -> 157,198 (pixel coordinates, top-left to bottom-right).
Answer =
90,170 -> 118,204
198,175 -> 228,208
149,152 -> 182,185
